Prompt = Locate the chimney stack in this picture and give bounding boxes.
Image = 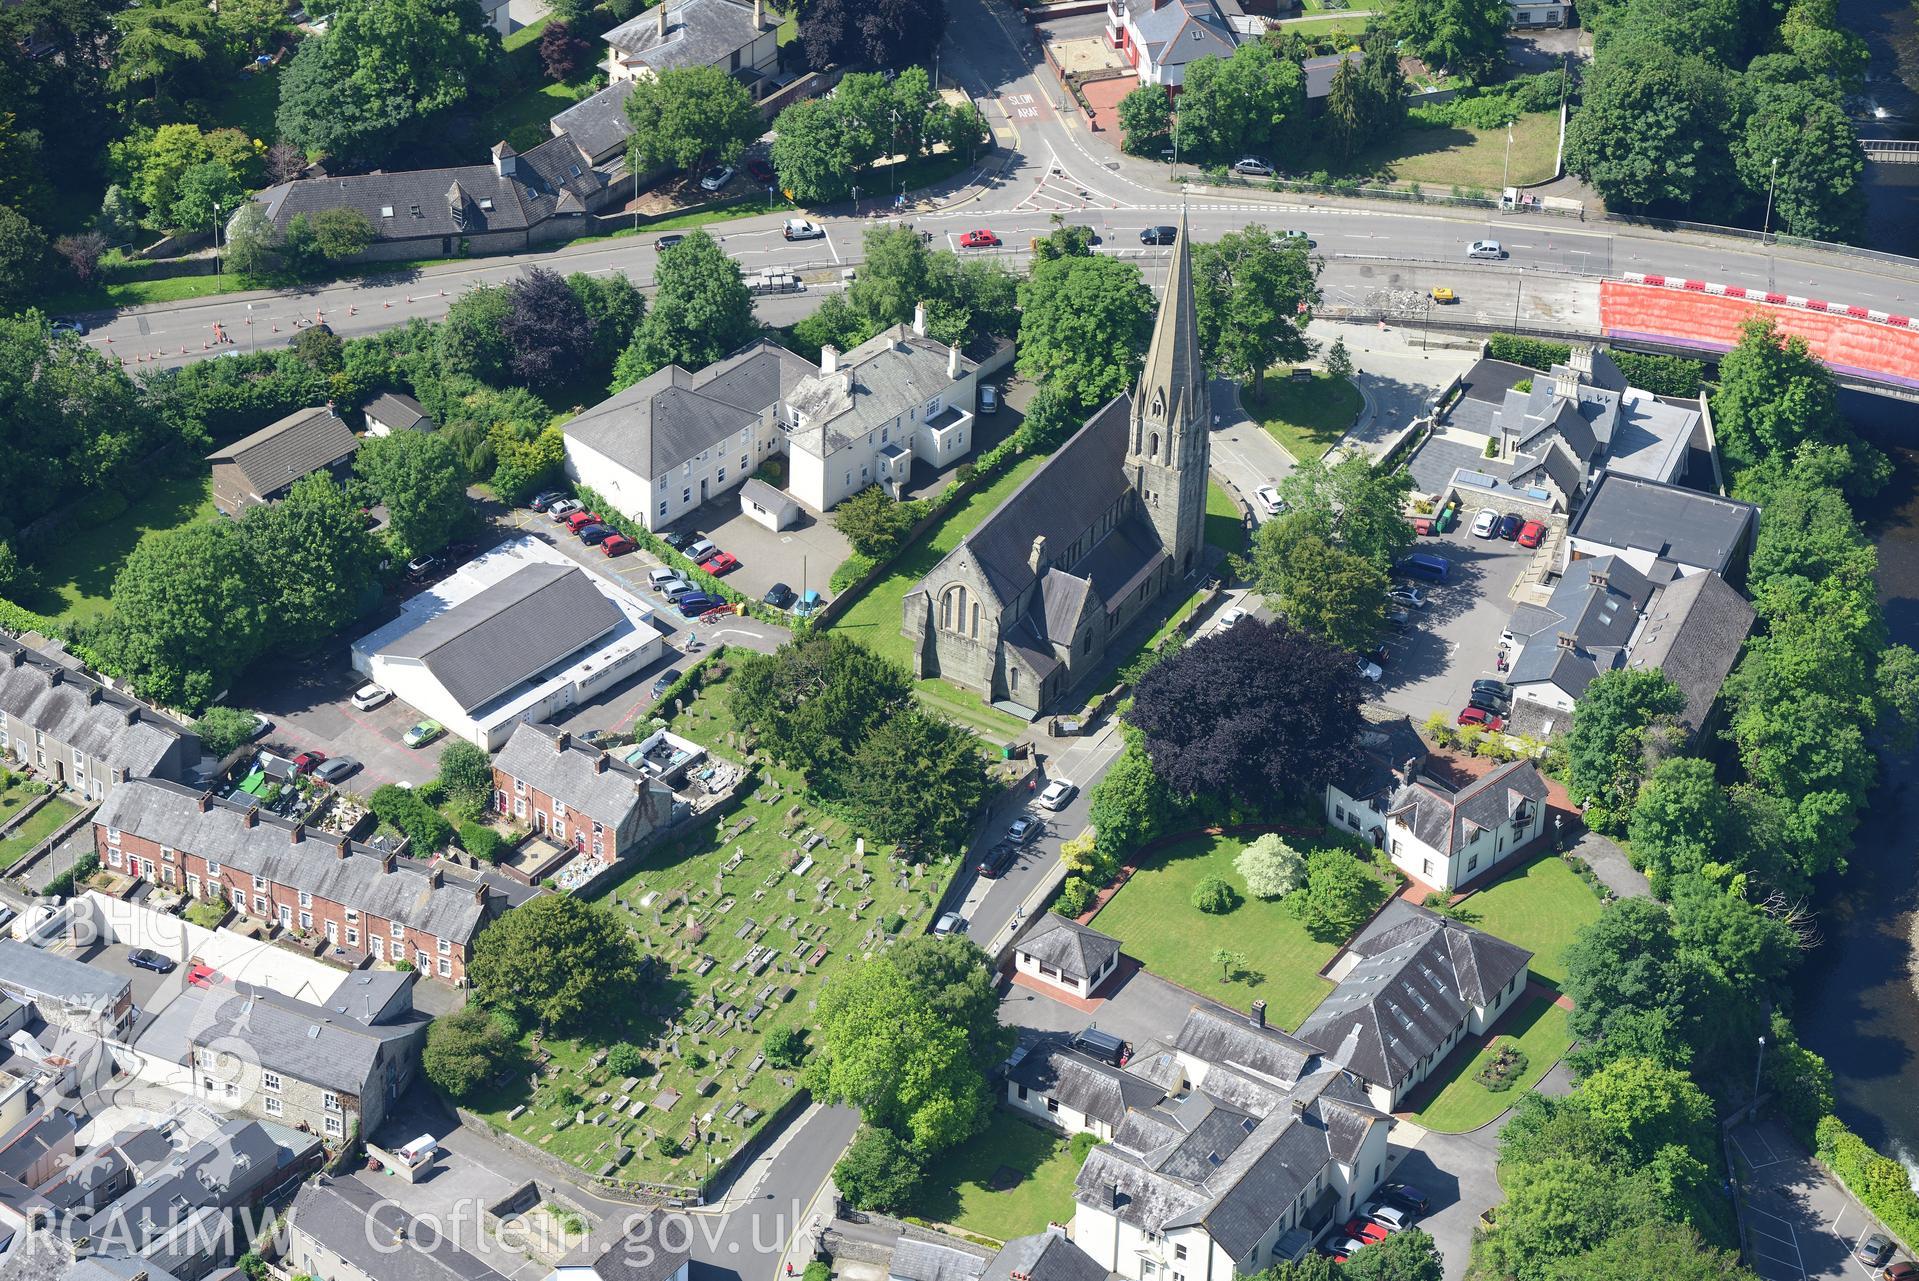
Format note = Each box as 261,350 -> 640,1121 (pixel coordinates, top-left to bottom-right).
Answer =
336,841 -> 349,860
554,731 -> 571,753
947,344 -> 960,380
4,647 -> 21,668
243,806 -> 259,828
289,824 -> 304,845
913,301 -> 928,337
594,752 -> 609,774
657,0 -> 668,36
1588,569 -> 1608,590
820,345 -> 839,375
46,669 -> 61,687
86,686 -> 101,706
1555,631 -> 1577,652
1251,999 -> 1266,1029
753,0 -> 764,27
123,705 -> 140,727
382,854 -> 396,873
197,792 -> 215,813
429,868 -> 443,888
1028,534 -> 1047,577
474,885 -> 488,905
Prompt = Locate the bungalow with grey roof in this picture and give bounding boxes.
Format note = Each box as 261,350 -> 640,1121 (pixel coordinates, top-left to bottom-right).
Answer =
1013,916 -> 1122,999
206,407 -> 359,517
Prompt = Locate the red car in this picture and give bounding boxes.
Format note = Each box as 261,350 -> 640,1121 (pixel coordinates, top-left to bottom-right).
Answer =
958,229 -> 1001,248
186,962 -> 223,988
565,510 -> 602,533
1343,1219 -> 1390,1245
602,534 -> 637,557
1457,706 -> 1506,730
1516,519 -> 1546,548
700,551 -> 740,575
292,750 -> 327,773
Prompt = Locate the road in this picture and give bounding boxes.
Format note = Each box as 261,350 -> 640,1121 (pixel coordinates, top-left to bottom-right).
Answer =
75,0 -> 1919,371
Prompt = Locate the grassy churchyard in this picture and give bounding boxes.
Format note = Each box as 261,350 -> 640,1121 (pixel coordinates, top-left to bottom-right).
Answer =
466,662 -> 945,1190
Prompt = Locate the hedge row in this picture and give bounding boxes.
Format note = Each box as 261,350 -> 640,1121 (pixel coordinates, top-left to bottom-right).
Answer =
1486,334 -> 1573,370
1816,1114 -> 1919,1248
1611,350 -> 1706,397
370,783 -> 453,854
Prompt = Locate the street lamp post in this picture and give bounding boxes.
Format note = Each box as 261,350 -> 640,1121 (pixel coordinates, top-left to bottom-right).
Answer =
213,202 -> 222,277
1752,1035 -> 1767,1113
1763,157 -> 1781,290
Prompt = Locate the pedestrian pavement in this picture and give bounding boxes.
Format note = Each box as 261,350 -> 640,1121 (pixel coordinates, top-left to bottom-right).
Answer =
1567,830 -> 1650,899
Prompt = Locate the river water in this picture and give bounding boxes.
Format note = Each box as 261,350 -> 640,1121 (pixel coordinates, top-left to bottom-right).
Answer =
1790,398 -> 1919,1163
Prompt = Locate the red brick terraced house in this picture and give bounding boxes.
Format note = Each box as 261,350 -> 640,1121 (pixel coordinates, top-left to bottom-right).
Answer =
490,721 -> 676,863
92,778 -> 499,983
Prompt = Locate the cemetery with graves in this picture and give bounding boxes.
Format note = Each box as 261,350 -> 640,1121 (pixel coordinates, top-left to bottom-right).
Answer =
466,658 -> 948,1194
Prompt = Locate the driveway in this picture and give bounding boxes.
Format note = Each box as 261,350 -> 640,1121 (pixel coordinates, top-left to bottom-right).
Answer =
240,647 -> 449,791
1379,530 -> 1532,724
1382,1122 -> 1502,1281
1209,378 -> 1297,520
664,496 -> 851,606
68,940 -> 182,1040
1732,1115 -> 1897,1281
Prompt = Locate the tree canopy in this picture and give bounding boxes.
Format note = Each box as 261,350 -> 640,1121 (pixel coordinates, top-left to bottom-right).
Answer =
612,231 -> 757,391
1173,42 -> 1305,162
806,934 -> 1010,1152
1016,254 -> 1156,411
1191,225 -> 1320,395
1130,620 -> 1364,808
624,64 -> 760,173
469,895 -> 649,1033
355,430 -> 469,559
1563,668 -> 1686,831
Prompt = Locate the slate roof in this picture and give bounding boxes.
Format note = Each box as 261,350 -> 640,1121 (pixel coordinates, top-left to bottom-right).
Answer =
1015,915 -> 1121,982
1172,1006 -> 1314,1089
786,326 -> 975,456
1620,568 -> 1755,732
1505,555 -> 1656,695
0,637 -> 194,781
205,406 -> 358,497
604,0 -> 776,74
979,1231 -> 1108,1281
0,941 -> 129,1008
254,133 -> 602,244
378,563 -> 623,713
1566,471 -> 1760,575
1302,51 -> 1363,98
562,1216 -> 693,1281
365,392 -> 433,432
1122,0 -> 1238,68
187,988 -> 409,1095
493,721 -> 674,832
1330,709 -> 1427,803
95,777 -> 494,944
890,1239 -> 990,1281
551,81 -> 638,164
1008,1040 -> 1164,1130
293,1177 -> 509,1281
739,478 -> 798,520
928,394 -> 1137,607
1385,759 -> 1548,859
565,340 -> 814,480
91,1120 -> 304,1255
1296,901 -> 1532,1089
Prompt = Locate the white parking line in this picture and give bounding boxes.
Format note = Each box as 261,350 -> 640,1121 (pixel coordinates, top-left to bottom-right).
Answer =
1744,1205 -> 1810,1281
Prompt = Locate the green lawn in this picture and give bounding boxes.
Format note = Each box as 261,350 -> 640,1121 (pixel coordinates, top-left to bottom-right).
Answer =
0,797 -> 81,870
15,470 -> 219,625
1089,832 -> 1393,1030
0,785 -> 39,828
910,1113 -> 1084,1242
475,78 -> 599,155
1353,110 -> 1561,189
826,454 -> 1045,701
1407,997 -> 1573,1132
1454,855 -> 1602,989
210,67 -> 282,142
465,665 -> 942,1190
1243,370 -> 1363,463
1271,14 -> 1370,45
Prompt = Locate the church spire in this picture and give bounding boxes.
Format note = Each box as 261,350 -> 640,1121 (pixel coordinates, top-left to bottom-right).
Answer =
1135,209 -> 1204,436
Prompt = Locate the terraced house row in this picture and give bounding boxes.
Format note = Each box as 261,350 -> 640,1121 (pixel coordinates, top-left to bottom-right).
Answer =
92,778 -> 500,982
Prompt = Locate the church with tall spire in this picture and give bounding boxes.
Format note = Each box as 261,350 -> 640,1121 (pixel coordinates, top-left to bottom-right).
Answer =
902,215 -> 1213,717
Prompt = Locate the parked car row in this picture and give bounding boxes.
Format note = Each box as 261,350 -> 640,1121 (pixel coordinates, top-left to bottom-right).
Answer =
1323,1185 -> 1428,1264
1470,508 -> 1546,547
